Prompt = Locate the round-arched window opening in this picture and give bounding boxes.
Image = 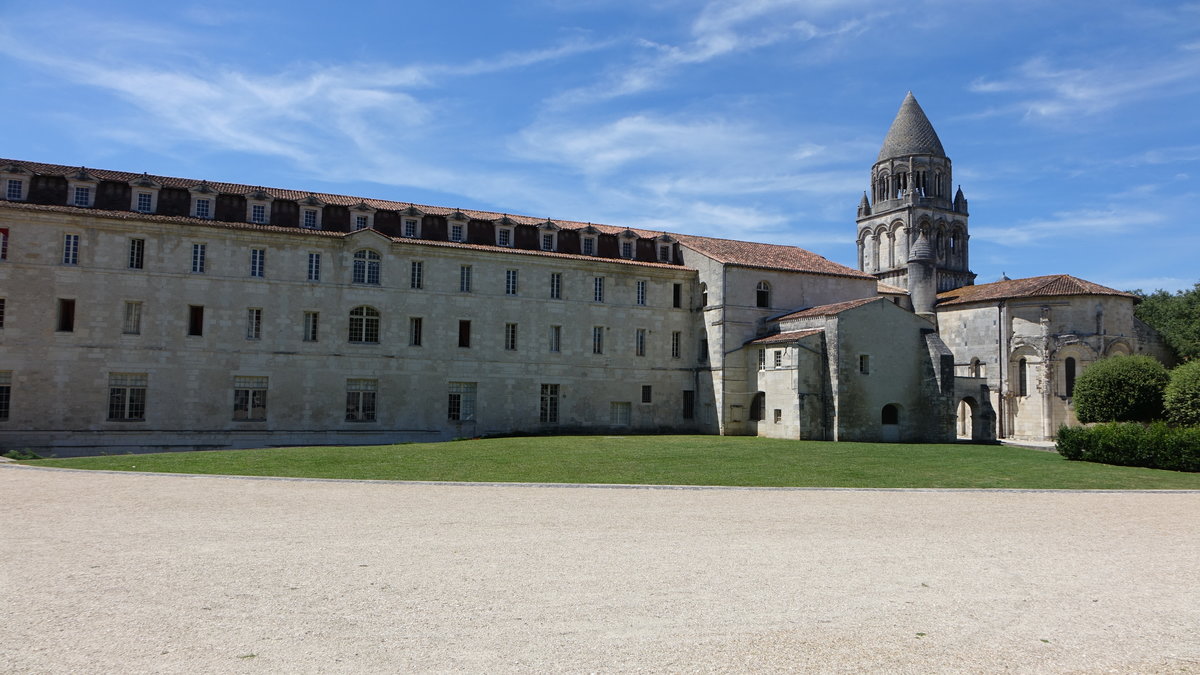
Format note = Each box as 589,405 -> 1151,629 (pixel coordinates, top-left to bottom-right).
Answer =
755,281 -> 771,308
881,404 -> 899,425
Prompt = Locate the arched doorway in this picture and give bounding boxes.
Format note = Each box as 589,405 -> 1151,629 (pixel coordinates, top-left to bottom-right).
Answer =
881,404 -> 900,442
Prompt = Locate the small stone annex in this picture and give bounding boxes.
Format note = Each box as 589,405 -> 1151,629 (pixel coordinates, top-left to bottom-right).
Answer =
0,93 -> 1170,455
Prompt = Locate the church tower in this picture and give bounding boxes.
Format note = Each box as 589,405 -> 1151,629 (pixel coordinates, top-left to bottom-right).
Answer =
856,93 -> 974,299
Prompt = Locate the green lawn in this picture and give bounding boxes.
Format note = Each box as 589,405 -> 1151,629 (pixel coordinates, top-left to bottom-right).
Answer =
20,435 -> 1200,489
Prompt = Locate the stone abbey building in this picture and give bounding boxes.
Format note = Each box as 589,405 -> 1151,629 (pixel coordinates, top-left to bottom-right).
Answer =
0,94 -> 1167,454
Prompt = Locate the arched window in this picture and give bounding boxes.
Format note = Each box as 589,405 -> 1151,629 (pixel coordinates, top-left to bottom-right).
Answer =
349,306 -> 380,344
1065,357 -> 1077,397
755,281 -> 771,308
353,250 -> 381,285
1018,358 -> 1028,396
700,283 -> 708,308
970,358 -> 981,377
881,404 -> 899,425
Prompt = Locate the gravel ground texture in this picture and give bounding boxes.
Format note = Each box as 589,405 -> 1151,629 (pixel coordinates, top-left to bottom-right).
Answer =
2,465 -> 1198,674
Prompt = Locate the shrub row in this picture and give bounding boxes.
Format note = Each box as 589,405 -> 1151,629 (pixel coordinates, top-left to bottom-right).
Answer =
1057,423 -> 1200,473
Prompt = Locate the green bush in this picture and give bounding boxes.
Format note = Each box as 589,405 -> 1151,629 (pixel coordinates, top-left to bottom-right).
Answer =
1055,422 -> 1200,472
1164,360 -> 1200,427
1072,355 -> 1169,423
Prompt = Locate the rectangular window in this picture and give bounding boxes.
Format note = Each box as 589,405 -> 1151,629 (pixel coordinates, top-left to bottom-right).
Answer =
6,179 -> 23,201
659,244 -> 671,262
641,385 -> 652,403
636,280 -> 647,306
582,237 -> 595,256
671,331 -> 681,359
549,272 -> 562,299
497,228 -> 512,247
191,243 -> 206,273
773,409 -> 782,424
540,384 -> 559,423
73,186 -> 91,207
123,301 -> 142,335
246,308 -> 262,340
672,283 -> 682,308
635,328 -> 646,357
593,277 -> 605,303
758,349 -> 766,370
56,299 -> 75,332
773,350 -> 783,368
250,203 -> 267,224
62,234 -> 79,265
504,323 -> 518,351
187,305 -> 204,336
136,192 -> 153,213
549,325 -> 561,353
699,339 -> 708,363
249,248 -> 265,277
450,223 -> 464,242
592,326 -> 604,354
128,238 -> 145,269
107,373 -> 147,421
541,233 -> 554,251
345,379 -> 377,422
682,390 -> 696,420
303,311 -> 319,342
0,371 -> 9,420
404,219 -> 419,238
505,269 -> 519,295
610,401 -> 631,425
460,265 -> 472,292
307,252 -> 321,281
233,376 -> 268,421
621,241 -> 634,259
410,261 -> 423,289
194,198 -> 211,219
0,227 -> 8,260
354,214 -> 369,230
458,320 -> 471,348
302,209 -> 319,229
0,298 -> 5,329
859,354 -> 870,375
447,381 -> 476,421
409,317 -> 423,346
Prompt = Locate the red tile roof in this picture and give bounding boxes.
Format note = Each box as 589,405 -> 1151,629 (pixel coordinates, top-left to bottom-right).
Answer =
877,281 -> 908,295
774,296 -> 885,321
746,329 -> 824,345
674,233 -> 873,279
936,274 -> 1135,307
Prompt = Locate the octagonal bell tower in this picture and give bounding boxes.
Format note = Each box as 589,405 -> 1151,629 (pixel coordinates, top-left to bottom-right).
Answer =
856,93 -> 974,302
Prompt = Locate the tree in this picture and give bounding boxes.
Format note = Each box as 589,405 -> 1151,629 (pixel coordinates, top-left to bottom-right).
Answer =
1133,283 -> 1200,363
1165,360 -> 1200,427
1073,355 -> 1169,423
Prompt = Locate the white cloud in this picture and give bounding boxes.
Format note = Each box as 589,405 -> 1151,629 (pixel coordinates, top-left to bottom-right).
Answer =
972,207 -> 1166,246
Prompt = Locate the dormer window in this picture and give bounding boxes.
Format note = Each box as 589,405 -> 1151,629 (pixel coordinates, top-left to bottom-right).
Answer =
297,196 -> 324,230
189,183 -> 217,219
128,174 -> 161,214
303,209 -> 318,228
447,214 -> 467,242
582,236 -> 596,256
245,190 -> 274,225
403,218 -> 420,238
496,227 -> 512,247
539,221 -> 558,252
658,244 -> 671,261
449,222 -> 464,242
1,165 -> 30,201
349,202 -> 375,231
618,229 -> 638,259
67,169 -> 98,208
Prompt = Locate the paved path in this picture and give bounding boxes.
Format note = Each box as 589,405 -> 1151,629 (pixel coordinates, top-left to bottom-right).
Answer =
2,465 -> 1198,673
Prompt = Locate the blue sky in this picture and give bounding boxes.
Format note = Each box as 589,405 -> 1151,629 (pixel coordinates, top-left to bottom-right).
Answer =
2,0 -> 1198,291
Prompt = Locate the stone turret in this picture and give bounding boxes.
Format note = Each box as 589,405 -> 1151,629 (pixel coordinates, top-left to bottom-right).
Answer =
907,230 -> 937,321
856,93 -> 975,296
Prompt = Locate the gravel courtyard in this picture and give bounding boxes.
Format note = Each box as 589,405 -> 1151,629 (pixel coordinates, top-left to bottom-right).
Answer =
2,465 -> 1198,673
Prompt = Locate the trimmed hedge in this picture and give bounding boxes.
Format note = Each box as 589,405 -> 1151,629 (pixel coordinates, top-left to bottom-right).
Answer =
1072,355 -> 1169,423
1057,422 -> 1200,472
1164,360 -> 1200,427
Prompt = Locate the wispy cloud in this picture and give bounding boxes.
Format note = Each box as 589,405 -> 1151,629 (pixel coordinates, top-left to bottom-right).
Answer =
968,48 -> 1200,122
973,207 -> 1166,246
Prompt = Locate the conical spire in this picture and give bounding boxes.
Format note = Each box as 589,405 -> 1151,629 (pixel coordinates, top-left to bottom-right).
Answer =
877,92 -> 945,162
907,229 -> 935,263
